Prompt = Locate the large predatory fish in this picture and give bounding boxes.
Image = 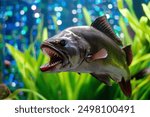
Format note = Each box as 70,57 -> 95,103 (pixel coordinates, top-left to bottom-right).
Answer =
40,16 -> 132,96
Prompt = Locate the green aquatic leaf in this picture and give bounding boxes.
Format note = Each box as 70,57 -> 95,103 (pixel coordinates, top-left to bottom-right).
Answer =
118,1 -> 150,100
42,27 -> 48,41
6,44 -> 37,77
52,15 -> 59,32
82,7 -> 92,25
117,0 -> 124,9
142,3 -> 150,20
119,9 -> 140,30
6,44 -> 39,98
6,88 -> 47,100
131,54 -> 150,67
139,16 -> 148,33
124,0 -> 137,19
119,17 -> 132,45
36,15 -> 44,41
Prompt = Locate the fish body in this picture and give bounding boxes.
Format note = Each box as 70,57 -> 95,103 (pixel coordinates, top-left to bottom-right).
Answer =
40,16 -> 132,96
64,26 -> 130,80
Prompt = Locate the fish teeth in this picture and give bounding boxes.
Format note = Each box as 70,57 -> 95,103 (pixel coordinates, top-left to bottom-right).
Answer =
53,53 -> 56,56
43,49 -> 49,56
49,60 -> 61,67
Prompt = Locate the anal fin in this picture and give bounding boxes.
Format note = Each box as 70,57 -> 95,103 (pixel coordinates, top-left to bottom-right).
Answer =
91,73 -> 111,86
118,78 -> 132,97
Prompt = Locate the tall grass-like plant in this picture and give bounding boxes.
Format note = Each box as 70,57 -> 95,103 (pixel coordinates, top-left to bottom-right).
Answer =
118,0 -> 150,99
6,1 -> 150,100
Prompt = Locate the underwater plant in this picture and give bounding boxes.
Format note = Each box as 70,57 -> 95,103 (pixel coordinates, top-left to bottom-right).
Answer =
118,0 -> 150,99
5,1 -> 150,100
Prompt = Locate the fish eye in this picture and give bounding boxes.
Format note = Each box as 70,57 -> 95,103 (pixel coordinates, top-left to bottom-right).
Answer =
60,39 -> 67,46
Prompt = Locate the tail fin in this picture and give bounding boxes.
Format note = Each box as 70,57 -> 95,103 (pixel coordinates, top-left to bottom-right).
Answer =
119,68 -> 150,97
119,78 -> 132,97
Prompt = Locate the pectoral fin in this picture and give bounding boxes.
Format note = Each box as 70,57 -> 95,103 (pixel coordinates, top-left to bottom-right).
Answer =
87,48 -> 108,61
91,73 -> 111,86
92,48 -> 108,60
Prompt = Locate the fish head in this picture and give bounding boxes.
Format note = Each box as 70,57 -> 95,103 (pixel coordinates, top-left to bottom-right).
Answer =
40,29 -> 89,72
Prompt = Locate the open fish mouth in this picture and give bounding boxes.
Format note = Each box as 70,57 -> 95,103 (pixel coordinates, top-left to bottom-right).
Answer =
40,45 -> 64,72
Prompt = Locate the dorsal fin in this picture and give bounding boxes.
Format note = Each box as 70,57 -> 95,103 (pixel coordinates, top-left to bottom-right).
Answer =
91,16 -> 123,46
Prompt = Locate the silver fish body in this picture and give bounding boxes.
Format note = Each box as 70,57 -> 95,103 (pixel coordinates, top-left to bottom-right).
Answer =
40,16 -> 132,96
65,26 -> 130,82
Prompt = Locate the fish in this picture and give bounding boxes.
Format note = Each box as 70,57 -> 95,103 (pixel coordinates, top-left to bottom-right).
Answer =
40,16 -> 132,97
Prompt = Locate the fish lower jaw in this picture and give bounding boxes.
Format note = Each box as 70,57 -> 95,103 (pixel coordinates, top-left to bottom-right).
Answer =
40,61 -> 62,72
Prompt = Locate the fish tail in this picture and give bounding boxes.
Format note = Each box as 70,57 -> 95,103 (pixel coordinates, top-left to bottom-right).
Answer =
119,78 -> 132,97
119,68 -> 150,97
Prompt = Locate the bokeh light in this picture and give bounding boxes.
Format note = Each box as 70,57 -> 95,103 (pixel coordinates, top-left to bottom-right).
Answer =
57,20 -> 62,25
34,13 -> 40,18
31,5 -> 37,10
